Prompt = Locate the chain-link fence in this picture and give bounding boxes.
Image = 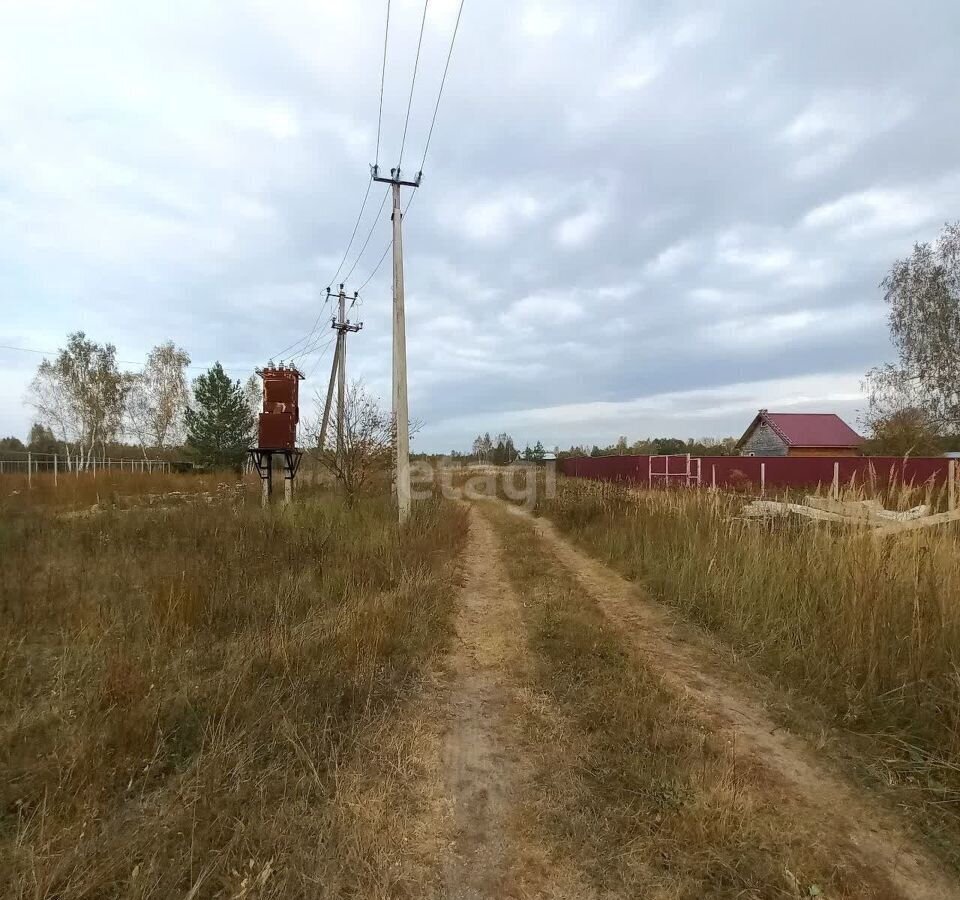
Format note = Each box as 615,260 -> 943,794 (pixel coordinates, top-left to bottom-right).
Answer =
0,451 -> 185,485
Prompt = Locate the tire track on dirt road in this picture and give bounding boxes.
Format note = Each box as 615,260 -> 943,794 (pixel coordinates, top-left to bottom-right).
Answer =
503,503 -> 960,900
438,505 -> 594,899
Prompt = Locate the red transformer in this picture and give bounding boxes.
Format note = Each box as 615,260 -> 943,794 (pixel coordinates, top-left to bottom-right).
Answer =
256,364 -> 304,450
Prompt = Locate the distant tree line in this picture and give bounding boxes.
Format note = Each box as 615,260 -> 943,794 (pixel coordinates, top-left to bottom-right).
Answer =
463,432 -> 739,463
1,332 -> 259,470
562,436 -> 739,458
471,432 -> 519,464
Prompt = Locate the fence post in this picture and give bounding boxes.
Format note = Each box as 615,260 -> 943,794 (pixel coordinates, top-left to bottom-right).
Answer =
949,459 -> 956,512
760,462 -> 765,497
711,464 -> 716,490
54,453 -> 58,487
28,452 -> 32,488
832,462 -> 840,500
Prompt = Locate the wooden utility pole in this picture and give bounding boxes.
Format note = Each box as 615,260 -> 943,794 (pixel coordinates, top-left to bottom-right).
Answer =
318,284 -> 362,466
372,165 -> 420,524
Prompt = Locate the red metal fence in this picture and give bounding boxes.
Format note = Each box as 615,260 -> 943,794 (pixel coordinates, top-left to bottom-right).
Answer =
559,454 -> 953,491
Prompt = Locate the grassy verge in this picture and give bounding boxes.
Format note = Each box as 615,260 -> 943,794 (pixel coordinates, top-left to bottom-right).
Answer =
0,469 -> 247,511
1,488 -> 468,899
536,478 -> 960,863
484,502 -> 875,898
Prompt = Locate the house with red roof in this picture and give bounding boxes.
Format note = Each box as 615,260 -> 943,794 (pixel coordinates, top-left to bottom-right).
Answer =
736,409 -> 864,457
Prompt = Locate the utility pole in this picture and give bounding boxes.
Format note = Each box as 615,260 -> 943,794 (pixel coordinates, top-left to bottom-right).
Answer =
337,286 -> 348,460
372,165 -> 420,524
318,284 -> 362,466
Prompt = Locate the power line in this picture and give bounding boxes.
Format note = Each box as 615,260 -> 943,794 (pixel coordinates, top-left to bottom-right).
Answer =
358,242 -> 392,293
272,289 -> 334,362
268,0 -> 392,364
0,343 -> 252,374
357,0 -> 464,292
328,178 -> 373,288
292,323 -> 335,367
270,0 -> 465,364
306,345 -> 333,380
342,187 -> 390,284
290,291 -> 337,368
272,172 -> 371,363
356,192 -> 416,292
375,0 -> 392,166
397,0 -> 430,170
418,0 -> 466,172
306,333 -> 337,379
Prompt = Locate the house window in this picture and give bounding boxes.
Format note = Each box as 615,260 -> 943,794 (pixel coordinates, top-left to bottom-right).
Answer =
747,451 -> 755,457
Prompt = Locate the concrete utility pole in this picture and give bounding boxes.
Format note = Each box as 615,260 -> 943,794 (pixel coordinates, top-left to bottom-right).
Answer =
318,340 -> 341,452
337,286 -> 347,460
372,165 -> 420,524
318,284 -> 362,467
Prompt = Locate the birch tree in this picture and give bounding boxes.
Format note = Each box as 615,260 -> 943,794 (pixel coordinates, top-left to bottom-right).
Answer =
126,341 -> 191,455
243,374 -> 262,423
865,222 -> 960,436
26,332 -> 127,470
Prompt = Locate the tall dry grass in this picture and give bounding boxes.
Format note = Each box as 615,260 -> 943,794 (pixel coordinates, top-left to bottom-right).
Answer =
0,484 -> 468,898
0,469 -> 252,511
487,503 -> 872,897
537,478 -> 960,858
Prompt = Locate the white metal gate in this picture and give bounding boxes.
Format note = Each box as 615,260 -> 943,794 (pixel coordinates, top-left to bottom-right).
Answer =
648,453 -> 701,487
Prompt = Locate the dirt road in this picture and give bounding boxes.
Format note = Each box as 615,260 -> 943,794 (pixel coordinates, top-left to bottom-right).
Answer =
429,500 -> 960,899
439,507 -> 527,899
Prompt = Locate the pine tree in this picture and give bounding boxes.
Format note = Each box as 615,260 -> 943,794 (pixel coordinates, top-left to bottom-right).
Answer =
533,439 -> 545,460
185,363 -> 254,469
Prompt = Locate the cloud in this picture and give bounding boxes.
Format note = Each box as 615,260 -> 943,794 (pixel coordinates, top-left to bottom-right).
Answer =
645,239 -> 699,277
602,13 -> 718,94
520,3 -> 570,38
2,0 -> 959,451
419,371 -> 866,450
555,206 -> 605,247
800,180 -> 959,238
699,304 -> 880,349
778,90 -> 913,178
438,189 -> 545,242
715,232 -> 795,276
505,292 -> 585,326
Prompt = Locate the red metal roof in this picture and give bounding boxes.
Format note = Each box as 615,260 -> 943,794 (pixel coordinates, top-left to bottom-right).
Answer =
757,412 -> 863,448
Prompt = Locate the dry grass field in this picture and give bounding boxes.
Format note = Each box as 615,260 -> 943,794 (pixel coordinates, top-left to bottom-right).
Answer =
4,468 -> 960,898
486,502 -> 876,898
536,477 -> 960,866
1,473 -> 468,898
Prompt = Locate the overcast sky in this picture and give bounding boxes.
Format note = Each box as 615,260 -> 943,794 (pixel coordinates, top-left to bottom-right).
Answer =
2,0 -> 958,451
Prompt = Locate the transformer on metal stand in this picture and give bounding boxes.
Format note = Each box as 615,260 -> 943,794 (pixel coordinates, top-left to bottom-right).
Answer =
248,363 -> 304,506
